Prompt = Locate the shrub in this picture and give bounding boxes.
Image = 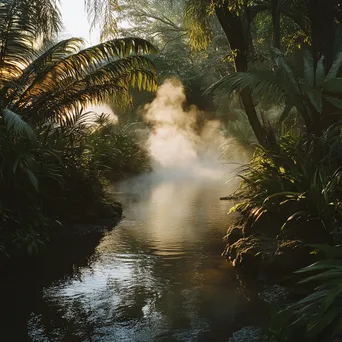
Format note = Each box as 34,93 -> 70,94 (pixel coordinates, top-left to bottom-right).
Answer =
87,121 -> 151,181
267,244 -> 342,341
230,125 -> 342,240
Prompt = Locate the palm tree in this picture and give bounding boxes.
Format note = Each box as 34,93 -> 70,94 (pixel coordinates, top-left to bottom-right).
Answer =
0,0 -> 157,252
0,0 -> 157,128
0,0 -> 157,195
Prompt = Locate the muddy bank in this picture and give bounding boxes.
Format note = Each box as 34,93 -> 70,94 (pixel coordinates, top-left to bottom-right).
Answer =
222,213 -> 322,281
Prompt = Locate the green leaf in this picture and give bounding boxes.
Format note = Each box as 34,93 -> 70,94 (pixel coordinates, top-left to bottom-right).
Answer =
303,51 -> 314,87
307,308 -> 342,337
323,78 -> 342,93
322,286 -> 342,312
326,50 -> 342,80
2,109 -> 35,140
325,96 -> 342,109
26,169 -> 39,191
299,269 -> 342,284
307,89 -> 323,113
315,55 -> 326,87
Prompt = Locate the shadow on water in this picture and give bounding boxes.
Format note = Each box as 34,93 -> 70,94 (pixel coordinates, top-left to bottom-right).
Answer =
0,233 -> 105,341
0,172 -> 268,342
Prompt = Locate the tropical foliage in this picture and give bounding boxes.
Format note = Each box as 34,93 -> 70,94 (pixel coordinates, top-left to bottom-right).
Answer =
4,0 -> 342,340
267,245 -> 342,341
0,0 -> 157,256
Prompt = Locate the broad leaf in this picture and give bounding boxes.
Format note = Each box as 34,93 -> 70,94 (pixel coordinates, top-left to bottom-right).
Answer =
2,109 -> 35,139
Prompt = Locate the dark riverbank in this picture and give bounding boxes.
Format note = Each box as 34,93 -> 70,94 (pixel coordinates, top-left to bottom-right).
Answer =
0,202 -> 123,341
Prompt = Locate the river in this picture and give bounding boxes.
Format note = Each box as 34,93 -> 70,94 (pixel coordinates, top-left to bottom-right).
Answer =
0,171 -> 266,342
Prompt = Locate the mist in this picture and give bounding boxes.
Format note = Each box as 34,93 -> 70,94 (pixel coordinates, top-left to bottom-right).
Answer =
141,79 -> 248,181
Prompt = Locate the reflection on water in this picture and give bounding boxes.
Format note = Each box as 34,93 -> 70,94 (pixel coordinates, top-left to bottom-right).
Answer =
0,172 -> 266,342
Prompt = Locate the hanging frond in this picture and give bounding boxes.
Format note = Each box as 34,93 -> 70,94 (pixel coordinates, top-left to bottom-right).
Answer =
85,0 -> 120,41
11,51 -> 156,121
184,0 -> 213,51
0,0 -> 36,84
16,0 -> 61,39
7,38 -> 84,105
7,38 -> 156,119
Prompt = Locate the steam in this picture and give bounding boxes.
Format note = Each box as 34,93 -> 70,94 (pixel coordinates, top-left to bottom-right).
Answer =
142,79 -> 247,180
144,79 -> 199,167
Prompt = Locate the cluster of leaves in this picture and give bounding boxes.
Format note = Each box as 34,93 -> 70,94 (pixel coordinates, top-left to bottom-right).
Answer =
114,0 -> 233,110
230,125 -> 342,240
208,48 -> 342,136
0,110 -> 152,256
267,244 -> 342,341
228,125 -> 342,340
0,0 -> 157,257
87,121 -> 151,181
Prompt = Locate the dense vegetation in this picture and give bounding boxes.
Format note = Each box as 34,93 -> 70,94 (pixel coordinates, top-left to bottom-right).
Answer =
4,0 -> 342,340
0,0 -> 156,257
83,0 -> 342,340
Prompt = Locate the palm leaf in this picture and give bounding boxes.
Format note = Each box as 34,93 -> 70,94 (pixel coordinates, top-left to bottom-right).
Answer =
85,0 -> 119,41
206,70 -> 286,103
11,38 -> 156,111
0,1 -> 36,84
326,48 -> 342,81
7,38 -> 83,105
184,0 -> 212,51
315,55 -> 325,88
16,55 -> 156,121
303,51 -> 314,87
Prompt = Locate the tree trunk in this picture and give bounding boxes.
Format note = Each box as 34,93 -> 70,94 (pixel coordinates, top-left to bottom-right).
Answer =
215,3 -> 268,148
309,0 -> 336,71
272,0 -> 281,49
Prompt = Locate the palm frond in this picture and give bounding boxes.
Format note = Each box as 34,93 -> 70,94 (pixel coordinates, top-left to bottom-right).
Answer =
8,38 -> 156,121
14,55 -> 156,121
207,70 -> 286,104
85,0 -> 120,41
184,0 -> 212,51
0,0 -> 36,84
10,37 -> 156,104
7,38 -> 83,105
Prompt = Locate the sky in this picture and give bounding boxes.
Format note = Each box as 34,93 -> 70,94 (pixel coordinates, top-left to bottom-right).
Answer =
60,1 -> 114,115
60,0 -> 100,44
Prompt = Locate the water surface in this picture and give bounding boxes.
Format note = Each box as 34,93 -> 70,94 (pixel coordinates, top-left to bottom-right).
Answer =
0,172 -> 265,341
